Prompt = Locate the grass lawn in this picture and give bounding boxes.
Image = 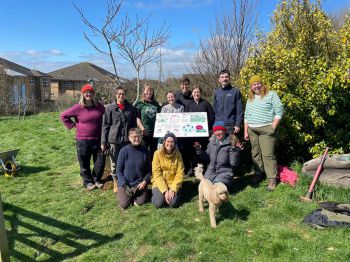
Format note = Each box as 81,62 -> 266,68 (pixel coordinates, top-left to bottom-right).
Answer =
0,112 -> 349,261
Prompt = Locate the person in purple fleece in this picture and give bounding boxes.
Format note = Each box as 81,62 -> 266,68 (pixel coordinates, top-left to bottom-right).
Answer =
60,84 -> 106,191
116,128 -> 151,209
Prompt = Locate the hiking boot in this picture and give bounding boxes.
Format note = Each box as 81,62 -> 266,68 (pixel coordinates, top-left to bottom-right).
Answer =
85,183 -> 96,191
266,179 -> 277,191
95,181 -> 104,189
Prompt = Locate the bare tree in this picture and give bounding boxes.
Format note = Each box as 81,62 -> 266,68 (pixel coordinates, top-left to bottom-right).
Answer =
74,0 -> 169,103
191,0 -> 257,90
113,21 -> 169,103
74,1 -> 125,84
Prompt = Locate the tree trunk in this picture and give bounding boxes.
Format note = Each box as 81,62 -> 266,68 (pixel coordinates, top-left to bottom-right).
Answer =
134,69 -> 141,105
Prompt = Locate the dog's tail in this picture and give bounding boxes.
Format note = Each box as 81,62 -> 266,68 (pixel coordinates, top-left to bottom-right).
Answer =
194,164 -> 205,181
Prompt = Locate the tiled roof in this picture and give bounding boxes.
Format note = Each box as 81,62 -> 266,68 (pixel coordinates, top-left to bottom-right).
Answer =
0,57 -> 48,77
48,62 -> 116,82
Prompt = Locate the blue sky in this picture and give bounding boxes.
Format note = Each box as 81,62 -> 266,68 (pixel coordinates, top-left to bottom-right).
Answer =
1,0 -> 349,79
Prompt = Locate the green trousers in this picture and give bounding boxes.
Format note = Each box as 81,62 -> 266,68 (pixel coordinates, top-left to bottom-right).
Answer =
248,125 -> 277,179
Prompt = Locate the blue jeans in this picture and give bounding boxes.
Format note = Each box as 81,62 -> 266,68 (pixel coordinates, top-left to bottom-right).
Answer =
76,140 -> 106,186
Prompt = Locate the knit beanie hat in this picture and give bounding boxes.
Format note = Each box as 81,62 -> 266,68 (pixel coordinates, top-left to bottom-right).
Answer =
81,84 -> 95,94
212,121 -> 227,132
163,132 -> 177,144
249,75 -> 262,86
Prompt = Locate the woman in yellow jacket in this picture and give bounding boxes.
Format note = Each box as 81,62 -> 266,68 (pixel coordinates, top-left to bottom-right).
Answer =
151,132 -> 185,208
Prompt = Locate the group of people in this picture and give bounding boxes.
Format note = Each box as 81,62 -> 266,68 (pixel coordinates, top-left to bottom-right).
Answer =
61,70 -> 284,209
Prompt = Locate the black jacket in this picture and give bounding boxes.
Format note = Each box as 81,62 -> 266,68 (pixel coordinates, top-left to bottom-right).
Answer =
175,90 -> 193,109
186,98 -> 215,130
101,101 -> 137,145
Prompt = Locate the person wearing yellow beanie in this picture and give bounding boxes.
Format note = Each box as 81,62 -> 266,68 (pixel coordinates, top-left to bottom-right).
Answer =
244,75 -> 284,191
249,75 -> 262,86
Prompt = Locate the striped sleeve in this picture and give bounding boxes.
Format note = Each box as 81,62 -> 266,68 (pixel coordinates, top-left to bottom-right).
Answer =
271,91 -> 283,119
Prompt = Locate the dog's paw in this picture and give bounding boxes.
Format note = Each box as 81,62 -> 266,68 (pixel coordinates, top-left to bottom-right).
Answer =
199,208 -> 205,213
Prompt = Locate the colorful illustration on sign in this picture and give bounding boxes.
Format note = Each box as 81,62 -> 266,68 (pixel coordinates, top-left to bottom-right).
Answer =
154,112 -> 209,138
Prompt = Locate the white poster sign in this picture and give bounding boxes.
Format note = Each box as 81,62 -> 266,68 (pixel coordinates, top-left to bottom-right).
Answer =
153,112 -> 209,138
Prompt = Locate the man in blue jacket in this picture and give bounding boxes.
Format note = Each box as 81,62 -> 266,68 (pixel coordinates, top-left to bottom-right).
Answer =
213,69 -> 243,134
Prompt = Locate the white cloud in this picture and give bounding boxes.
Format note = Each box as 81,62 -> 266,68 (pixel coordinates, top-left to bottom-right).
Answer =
1,45 -> 195,79
79,47 -> 194,79
2,49 -> 65,61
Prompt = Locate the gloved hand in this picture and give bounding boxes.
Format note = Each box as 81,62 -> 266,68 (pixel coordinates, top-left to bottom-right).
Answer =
194,142 -> 202,155
124,184 -> 137,197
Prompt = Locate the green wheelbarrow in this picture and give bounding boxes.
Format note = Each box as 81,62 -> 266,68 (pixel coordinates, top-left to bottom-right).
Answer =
0,149 -> 20,177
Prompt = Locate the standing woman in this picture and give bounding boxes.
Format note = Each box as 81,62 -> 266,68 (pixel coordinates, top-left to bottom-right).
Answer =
151,133 -> 184,208
101,86 -> 137,192
244,75 -> 284,191
184,85 -> 215,175
135,84 -> 161,156
61,84 -> 106,191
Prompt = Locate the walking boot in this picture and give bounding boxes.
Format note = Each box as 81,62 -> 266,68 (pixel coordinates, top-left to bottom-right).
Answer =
266,178 -> 277,191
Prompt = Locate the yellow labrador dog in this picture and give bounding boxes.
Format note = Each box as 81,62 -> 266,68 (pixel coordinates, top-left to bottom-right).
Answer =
194,164 -> 229,228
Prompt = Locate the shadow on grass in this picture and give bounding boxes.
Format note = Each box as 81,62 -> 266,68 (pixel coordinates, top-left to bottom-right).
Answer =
217,201 -> 250,225
181,179 -> 200,204
229,174 -> 266,195
3,203 -> 123,261
17,165 -> 50,177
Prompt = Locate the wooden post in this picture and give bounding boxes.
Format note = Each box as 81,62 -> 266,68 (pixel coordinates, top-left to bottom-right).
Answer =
0,194 -> 10,262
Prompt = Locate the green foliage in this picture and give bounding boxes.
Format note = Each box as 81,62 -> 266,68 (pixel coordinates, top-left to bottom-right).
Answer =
240,0 -> 350,159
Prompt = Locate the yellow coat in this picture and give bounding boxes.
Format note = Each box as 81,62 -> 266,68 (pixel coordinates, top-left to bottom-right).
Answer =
151,149 -> 184,193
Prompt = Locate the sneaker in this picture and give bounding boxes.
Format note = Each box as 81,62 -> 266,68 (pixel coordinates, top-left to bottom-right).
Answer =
266,179 -> 277,191
85,183 -> 96,191
95,181 -> 104,189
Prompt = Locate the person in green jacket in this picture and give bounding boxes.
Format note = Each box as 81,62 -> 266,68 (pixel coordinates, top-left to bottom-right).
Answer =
135,84 -> 161,156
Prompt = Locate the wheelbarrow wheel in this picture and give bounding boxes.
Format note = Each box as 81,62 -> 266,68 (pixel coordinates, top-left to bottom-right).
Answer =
4,160 -> 17,177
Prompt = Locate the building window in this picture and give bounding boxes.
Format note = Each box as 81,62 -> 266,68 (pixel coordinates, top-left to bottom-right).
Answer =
44,92 -> 50,100
42,78 -> 48,87
30,77 -> 34,86
63,81 -> 68,88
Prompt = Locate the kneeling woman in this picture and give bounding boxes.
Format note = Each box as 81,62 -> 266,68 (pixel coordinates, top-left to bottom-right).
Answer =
196,121 -> 241,187
116,128 -> 151,209
151,133 -> 184,208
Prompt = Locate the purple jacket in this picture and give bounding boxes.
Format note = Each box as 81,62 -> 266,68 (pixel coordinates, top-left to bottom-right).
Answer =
60,103 -> 105,141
